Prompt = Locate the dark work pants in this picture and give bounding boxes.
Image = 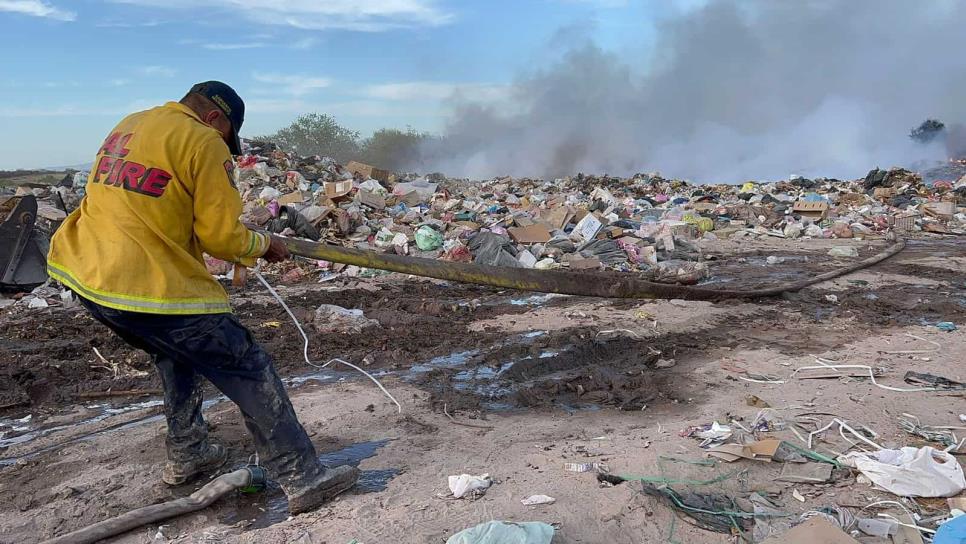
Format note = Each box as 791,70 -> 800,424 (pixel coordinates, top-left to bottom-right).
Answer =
79,297 -> 322,489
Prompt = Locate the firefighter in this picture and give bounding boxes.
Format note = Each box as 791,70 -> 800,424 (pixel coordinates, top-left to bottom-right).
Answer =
47,81 -> 358,514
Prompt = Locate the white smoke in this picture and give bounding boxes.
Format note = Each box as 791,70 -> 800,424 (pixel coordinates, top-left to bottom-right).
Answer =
420,0 -> 966,182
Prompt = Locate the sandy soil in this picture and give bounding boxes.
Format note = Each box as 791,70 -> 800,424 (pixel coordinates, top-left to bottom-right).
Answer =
0,235 -> 964,543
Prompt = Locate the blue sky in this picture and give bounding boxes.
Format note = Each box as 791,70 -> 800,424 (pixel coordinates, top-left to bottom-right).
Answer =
0,0 -> 696,169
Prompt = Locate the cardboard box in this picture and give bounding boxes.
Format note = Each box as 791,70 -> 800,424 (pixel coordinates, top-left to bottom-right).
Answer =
508,224 -> 552,244
542,206 -> 575,230
357,190 -> 386,210
345,161 -> 390,183
893,214 -> 918,232
923,201 -> 956,219
873,186 -> 896,200
277,191 -> 304,205
324,180 -> 353,203
572,213 -> 602,242
792,201 -> 829,220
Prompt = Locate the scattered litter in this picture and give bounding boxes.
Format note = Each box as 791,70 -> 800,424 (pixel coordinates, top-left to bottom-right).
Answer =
792,489 -> 806,502
857,517 -> 899,538
563,462 -> 608,473
935,515 -> 966,543
520,494 -> 556,506
760,517 -> 860,544
312,304 -> 380,334
936,321 -> 958,332
776,462 -> 834,483
448,473 -> 492,499
904,371 -> 965,391
639,483 -> 753,534
840,446 -> 966,497
745,394 -> 771,408
445,521 -> 554,544
828,246 -> 859,258
683,421 -> 733,447
707,438 -> 781,463
898,413 -> 964,449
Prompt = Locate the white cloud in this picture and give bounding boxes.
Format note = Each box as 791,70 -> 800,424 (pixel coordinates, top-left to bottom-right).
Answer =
365,82 -> 510,103
244,98 -> 310,115
291,37 -> 318,49
109,78 -> 131,87
244,98 -> 438,120
110,0 -> 453,31
138,65 -> 176,77
252,73 -> 331,96
96,18 -> 165,27
203,42 -> 266,50
0,0 -> 74,20
0,99 -> 158,117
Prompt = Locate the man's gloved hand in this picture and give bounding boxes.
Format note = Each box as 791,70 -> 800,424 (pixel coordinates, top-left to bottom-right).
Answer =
262,236 -> 291,263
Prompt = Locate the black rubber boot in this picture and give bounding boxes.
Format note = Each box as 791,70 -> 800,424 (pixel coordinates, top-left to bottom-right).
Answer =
285,465 -> 360,514
162,443 -> 228,486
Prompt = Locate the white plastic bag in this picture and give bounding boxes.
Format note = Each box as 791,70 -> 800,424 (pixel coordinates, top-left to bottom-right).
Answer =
448,473 -> 491,498
840,446 -> 966,497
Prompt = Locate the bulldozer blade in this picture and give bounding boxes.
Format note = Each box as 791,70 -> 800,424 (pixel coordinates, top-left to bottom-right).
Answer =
0,195 -> 48,288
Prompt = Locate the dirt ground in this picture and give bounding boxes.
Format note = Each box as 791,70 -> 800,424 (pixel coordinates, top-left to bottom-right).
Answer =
0,236 -> 964,543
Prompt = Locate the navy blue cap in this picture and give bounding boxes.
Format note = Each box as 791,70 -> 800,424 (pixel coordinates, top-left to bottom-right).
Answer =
189,81 -> 245,155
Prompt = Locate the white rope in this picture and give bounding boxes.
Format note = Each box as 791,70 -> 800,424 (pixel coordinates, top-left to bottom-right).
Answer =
254,270 -> 402,413
792,363 -> 939,392
881,333 -> 941,355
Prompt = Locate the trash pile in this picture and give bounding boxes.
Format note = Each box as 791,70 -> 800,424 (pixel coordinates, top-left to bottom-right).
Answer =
2,144 -> 965,299
221,144 -> 965,283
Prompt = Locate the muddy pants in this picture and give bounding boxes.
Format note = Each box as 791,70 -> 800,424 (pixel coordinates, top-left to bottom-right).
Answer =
78,296 -> 322,488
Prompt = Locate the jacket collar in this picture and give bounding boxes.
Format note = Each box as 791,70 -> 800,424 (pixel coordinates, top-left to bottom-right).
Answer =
164,101 -> 205,123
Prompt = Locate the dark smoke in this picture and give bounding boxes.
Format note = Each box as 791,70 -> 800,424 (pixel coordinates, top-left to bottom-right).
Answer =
420,0 -> 966,182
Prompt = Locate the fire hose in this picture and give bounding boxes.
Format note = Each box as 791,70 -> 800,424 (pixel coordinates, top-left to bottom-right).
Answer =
280,236 -> 906,300
41,466 -> 266,544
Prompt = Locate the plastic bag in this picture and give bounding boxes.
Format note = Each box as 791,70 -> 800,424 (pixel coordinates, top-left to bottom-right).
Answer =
446,521 -> 554,544
448,473 -> 491,498
415,225 -> 443,251
840,446 -> 966,497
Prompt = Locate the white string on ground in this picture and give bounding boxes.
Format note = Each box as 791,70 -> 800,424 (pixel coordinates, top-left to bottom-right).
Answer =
881,333 -> 941,355
791,363 -> 939,393
254,270 -> 402,413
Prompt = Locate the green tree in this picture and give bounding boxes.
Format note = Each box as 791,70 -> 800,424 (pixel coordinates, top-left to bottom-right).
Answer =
359,127 -> 430,171
258,113 -> 360,162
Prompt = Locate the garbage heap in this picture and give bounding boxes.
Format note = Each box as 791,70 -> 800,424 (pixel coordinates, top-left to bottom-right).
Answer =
225,142 -> 966,283
3,145 -> 965,301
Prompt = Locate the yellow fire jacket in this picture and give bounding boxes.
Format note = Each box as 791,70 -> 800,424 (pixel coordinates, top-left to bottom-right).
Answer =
47,102 -> 269,315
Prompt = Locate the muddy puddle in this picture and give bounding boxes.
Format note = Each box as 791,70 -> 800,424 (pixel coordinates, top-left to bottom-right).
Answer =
0,400 -> 163,451
220,439 -> 398,529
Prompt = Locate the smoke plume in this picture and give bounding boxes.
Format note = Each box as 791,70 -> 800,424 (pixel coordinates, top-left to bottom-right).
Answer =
420,0 -> 966,182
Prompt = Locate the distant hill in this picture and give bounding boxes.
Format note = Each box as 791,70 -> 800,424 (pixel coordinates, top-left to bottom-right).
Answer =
40,162 -> 93,172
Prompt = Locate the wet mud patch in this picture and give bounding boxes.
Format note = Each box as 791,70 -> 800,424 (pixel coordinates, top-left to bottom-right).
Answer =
787,282 -> 966,327
415,323 -> 752,412
0,279 -> 524,416
218,439 -> 398,530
